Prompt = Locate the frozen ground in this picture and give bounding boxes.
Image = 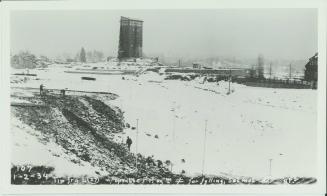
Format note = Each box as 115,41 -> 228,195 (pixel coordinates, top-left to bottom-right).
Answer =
11,64 -> 317,179
11,116 -> 105,177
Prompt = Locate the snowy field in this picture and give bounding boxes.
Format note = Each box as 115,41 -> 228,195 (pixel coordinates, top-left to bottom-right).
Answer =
11,64 -> 317,179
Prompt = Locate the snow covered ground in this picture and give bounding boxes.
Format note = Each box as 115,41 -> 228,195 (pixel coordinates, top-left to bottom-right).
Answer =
11,63 -> 317,179
11,116 -> 107,177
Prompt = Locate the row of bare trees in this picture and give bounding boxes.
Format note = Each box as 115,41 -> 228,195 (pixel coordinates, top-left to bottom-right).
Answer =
76,47 -> 104,63
11,51 -> 51,69
11,47 -> 105,68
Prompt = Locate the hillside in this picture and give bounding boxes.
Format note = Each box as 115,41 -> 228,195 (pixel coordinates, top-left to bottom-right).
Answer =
11,88 -> 173,183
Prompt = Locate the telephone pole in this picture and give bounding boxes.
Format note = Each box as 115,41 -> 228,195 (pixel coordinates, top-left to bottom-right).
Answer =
289,63 -> 292,79
228,69 -> 232,94
201,120 -> 208,176
135,119 -> 139,169
268,158 -> 273,177
171,102 -> 177,169
172,101 -> 176,146
172,115 -> 176,144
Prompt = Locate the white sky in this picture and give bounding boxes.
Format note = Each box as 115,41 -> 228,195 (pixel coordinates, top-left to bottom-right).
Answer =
10,9 -> 317,60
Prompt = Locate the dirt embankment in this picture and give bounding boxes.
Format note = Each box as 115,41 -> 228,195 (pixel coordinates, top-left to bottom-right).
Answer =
11,91 -> 172,180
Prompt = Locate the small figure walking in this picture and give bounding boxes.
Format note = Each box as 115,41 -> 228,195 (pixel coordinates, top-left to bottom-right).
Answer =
40,84 -> 44,95
126,136 -> 132,151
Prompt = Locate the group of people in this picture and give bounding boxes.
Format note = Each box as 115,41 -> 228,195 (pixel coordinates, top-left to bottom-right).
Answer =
39,84 -> 66,96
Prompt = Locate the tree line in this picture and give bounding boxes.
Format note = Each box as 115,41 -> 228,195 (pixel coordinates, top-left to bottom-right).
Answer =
11,47 -> 105,69
75,47 -> 104,63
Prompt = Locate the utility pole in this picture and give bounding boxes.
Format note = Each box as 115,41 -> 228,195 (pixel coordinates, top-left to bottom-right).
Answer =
269,63 -> 272,79
258,54 -> 264,78
172,114 -> 176,144
178,59 -> 181,67
172,101 -> 176,146
228,69 -> 232,94
171,102 -> 177,170
289,63 -> 292,79
135,119 -> 139,169
201,120 -> 208,176
269,158 -> 273,177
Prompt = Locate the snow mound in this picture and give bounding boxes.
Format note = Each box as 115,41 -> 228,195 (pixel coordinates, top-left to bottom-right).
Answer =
138,71 -> 164,83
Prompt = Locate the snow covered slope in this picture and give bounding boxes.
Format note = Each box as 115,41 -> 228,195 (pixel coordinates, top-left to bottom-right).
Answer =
11,66 -> 317,179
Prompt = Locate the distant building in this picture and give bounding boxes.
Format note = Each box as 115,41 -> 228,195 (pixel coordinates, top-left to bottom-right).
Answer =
192,63 -> 202,69
165,68 -> 251,78
304,52 -> 318,88
118,16 -> 143,60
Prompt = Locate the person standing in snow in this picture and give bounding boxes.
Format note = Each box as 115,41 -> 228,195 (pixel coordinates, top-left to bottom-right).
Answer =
60,89 -> 66,97
126,136 -> 132,151
40,84 -> 44,95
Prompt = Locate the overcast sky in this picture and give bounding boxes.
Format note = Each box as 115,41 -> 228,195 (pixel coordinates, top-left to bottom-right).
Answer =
11,9 -> 317,60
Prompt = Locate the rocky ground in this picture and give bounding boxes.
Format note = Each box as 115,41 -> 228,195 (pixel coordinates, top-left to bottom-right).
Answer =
11,89 -> 174,183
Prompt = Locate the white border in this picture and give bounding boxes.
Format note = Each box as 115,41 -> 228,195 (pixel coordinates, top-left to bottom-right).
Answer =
0,0 -> 326,194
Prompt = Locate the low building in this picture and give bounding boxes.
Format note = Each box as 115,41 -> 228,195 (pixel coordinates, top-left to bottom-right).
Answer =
165,68 -> 252,78
304,53 -> 318,88
192,63 -> 202,69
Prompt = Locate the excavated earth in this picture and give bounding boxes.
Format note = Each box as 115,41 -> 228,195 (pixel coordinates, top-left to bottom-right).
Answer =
11,90 -> 174,184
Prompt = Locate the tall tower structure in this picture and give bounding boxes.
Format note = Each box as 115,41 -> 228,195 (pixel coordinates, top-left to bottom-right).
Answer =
118,16 -> 143,60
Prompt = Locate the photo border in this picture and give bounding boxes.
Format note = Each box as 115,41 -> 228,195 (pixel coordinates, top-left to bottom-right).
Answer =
0,0 -> 326,194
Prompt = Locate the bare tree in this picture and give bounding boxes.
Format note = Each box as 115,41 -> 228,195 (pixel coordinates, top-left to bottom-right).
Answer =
11,51 -> 37,69
93,50 -> 104,62
80,47 -> 86,63
74,52 -> 80,62
86,51 -> 93,62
